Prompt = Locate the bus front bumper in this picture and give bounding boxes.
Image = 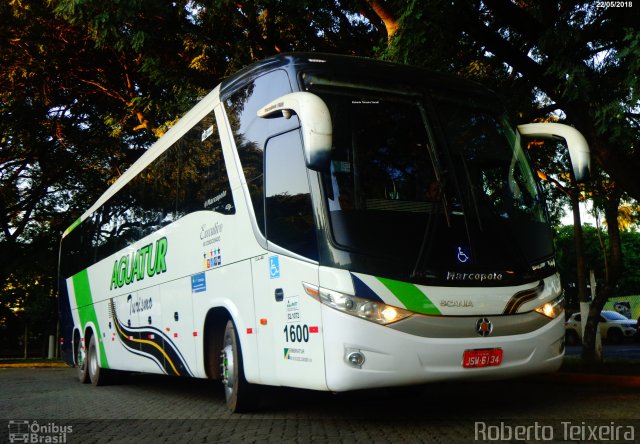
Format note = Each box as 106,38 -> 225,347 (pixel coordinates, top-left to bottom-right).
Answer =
321,306 -> 565,392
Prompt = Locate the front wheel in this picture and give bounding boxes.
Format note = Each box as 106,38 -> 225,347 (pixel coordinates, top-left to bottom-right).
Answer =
220,320 -> 258,412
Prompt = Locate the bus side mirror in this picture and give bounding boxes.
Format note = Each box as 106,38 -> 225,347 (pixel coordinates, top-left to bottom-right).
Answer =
518,123 -> 591,182
258,92 -> 332,171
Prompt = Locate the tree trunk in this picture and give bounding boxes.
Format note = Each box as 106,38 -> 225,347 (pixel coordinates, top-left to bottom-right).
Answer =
365,0 -> 399,42
582,189 -> 623,363
571,190 -> 588,303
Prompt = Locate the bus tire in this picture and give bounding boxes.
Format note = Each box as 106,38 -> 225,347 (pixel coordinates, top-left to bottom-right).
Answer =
221,319 -> 258,413
88,335 -> 111,386
76,337 -> 90,384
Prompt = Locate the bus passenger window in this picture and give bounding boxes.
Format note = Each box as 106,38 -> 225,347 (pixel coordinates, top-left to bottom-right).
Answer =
225,70 -> 297,235
265,130 -> 318,261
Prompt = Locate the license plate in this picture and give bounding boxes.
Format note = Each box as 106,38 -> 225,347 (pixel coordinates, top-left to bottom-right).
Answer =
462,348 -> 503,368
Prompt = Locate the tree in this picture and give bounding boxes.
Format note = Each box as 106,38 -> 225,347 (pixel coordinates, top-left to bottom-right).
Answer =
1,0 -> 638,360
555,223 -> 640,301
388,1 -> 640,202
385,0 -> 639,361
0,0 -> 389,356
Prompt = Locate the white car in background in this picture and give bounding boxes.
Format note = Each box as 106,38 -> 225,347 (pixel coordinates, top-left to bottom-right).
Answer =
564,310 -> 638,345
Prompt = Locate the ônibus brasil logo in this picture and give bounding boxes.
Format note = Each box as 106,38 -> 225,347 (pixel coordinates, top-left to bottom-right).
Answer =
110,237 -> 168,290
8,420 -> 73,443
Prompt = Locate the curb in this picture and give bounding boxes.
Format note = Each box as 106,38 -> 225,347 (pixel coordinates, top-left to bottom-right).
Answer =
0,362 -> 69,369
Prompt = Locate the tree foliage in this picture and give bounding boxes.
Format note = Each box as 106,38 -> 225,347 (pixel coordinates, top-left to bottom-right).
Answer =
1,0 -> 639,357
555,225 -> 640,301
0,0 -> 387,355
386,0 -> 639,360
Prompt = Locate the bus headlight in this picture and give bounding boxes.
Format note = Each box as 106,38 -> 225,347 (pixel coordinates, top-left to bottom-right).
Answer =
303,283 -> 412,325
534,294 -> 564,319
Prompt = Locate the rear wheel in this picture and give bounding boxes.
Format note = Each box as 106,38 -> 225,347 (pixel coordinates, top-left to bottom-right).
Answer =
76,336 -> 89,384
220,320 -> 258,412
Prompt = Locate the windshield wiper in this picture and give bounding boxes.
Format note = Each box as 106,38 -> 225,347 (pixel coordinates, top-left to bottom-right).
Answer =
410,190 -> 443,279
410,107 -> 451,278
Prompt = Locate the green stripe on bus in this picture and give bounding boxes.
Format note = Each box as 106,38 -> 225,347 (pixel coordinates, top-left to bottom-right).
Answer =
63,217 -> 82,236
72,269 -> 109,369
377,277 -> 441,315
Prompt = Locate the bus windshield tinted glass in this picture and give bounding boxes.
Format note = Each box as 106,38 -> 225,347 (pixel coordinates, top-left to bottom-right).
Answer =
305,74 -> 552,284
437,98 -> 545,225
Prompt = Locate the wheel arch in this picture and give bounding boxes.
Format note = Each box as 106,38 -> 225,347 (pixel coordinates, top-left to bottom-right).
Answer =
203,307 -> 232,380
80,323 -> 102,366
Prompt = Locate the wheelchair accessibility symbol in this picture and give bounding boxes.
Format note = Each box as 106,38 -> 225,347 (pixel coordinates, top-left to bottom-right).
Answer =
269,256 -> 281,279
457,246 -> 470,264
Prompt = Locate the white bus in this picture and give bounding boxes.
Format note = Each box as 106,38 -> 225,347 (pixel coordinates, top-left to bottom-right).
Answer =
59,53 -> 590,412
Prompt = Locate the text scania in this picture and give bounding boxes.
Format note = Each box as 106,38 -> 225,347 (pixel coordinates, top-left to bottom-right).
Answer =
110,237 -> 168,290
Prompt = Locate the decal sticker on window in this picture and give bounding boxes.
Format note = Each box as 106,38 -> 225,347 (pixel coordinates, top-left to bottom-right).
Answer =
201,125 -> 214,142
457,245 -> 471,264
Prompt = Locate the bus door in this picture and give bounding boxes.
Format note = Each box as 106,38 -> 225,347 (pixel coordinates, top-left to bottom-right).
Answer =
159,278 -> 196,377
251,129 -> 326,390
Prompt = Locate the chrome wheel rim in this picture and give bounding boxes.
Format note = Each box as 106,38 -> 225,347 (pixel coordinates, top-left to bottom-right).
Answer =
221,344 -> 235,400
89,343 -> 98,379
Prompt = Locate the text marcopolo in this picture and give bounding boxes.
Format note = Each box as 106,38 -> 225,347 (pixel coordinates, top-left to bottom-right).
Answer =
446,271 -> 503,282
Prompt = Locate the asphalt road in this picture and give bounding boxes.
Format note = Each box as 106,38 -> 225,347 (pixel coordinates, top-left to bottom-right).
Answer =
565,343 -> 640,360
1,366 -> 639,443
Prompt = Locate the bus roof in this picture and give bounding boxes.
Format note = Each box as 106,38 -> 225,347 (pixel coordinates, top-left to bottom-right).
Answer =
220,52 -> 494,101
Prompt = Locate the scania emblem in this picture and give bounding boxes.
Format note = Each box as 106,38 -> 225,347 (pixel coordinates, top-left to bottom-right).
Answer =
476,318 -> 493,337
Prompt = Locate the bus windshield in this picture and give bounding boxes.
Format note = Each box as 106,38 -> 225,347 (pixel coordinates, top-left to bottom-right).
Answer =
304,73 -> 552,285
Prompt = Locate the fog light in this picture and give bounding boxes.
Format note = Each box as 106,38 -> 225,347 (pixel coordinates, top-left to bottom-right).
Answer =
346,351 -> 365,368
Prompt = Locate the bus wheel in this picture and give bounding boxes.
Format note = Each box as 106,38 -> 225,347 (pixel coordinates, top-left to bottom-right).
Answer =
88,335 -> 111,386
220,320 -> 257,412
76,338 -> 89,384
